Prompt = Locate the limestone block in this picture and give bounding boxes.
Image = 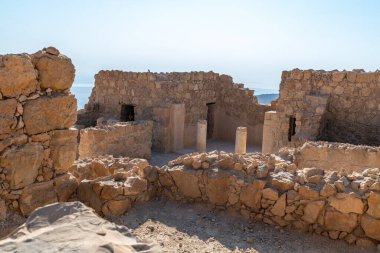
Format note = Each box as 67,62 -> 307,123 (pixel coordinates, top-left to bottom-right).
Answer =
0,99 -> 17,134
262,188 -> 279,201
302,200 -> 325,223
19,180 -> 58,216
205,169 -> 231,205
271,172 -> 295,191
0,54 -> 38,97
102,199 -> 131,216
361,214 -> 380,241
169,168 -> 201,199
328,193 -> 365,214
298,185 -> 320,200
270,193 -> 286,216
33,50 -> 75,91
23,94 -> 77,135
367,192 -> 380,219
50,129 -> 78,174
240,180 -> 266,210
54,173 -> 78,201
324,210 -> 357,233
1,143 -> 44,189
123,176 -> 148,196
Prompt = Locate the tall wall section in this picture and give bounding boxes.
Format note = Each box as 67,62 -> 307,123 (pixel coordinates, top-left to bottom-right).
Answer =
78,71 -> 270,149
0,47 -> 78,217
264,69 -> 380,153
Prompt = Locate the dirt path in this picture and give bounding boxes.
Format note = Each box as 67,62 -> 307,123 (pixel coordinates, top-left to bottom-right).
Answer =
110,199 -> 375,253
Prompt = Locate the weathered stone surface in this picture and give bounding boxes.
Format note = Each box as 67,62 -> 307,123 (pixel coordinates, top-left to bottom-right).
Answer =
367,191 -> 380,219
271,172 -> 295,191
102,199 -> 131,216
328,193 -> 364,214
1,143 -> 44,189
240,180 -> 266,210
262,188 -> 279,200
123,176 -> 148,196
324,210 -> 357,233
205,170 -> 231,205
23,94 -> 77,135
0,54 -> 38,97
19,180 -> 57,216
54,173 -> 78,201
0,99 -> 17,134
50,128 -> 78,174
270,193 -> 286,216
77,180 -> 103,213
361,214 -> 380,241
33,50 -> 75,91
299,185 -> 320,200
302,200 -> 325,223
169,168 -> 201,199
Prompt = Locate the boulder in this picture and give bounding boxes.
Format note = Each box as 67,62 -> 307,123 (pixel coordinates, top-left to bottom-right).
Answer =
270,193 -> 286,216
19,180 -> 58,216
361,214 -> 380,241
271,171 -> 295,191
324,210 -> 357,233
367,192 -> 380,219
0,54 -> 38,97
54,173 -> 78,201
50,129 -> 78,174
240,180 -> 266,210
169,168 -> 201,199
1,143 -> 44,189
33,50 -> 75,91
205,169 -> 231,205
302,200 -> 325,223
23,94 -> 77,135
328,193 -> 364,214
0,99 -> 17,134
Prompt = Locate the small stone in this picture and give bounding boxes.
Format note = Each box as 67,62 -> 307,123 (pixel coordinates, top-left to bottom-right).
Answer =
18,95 -> 27,102
233,163 -> 243,171
44,47 -> 60,56
36,175 -> 44,182
328,230 -> 340,240
201,162 -> 209,169
344,234 -> 356,244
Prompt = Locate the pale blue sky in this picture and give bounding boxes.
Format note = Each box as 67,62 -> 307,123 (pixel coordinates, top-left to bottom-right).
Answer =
1,0 -> 379,90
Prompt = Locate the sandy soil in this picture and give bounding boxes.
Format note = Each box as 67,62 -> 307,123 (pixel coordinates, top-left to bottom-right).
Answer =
110,198 -> 376,253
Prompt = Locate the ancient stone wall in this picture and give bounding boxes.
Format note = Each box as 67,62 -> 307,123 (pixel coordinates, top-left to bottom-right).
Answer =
0,47 -> 78,217
263,69 -> 380,153
78,71 -> 270,150
157,151 -> 380,247
292,142 -> 380,173
78,121 -> 153,160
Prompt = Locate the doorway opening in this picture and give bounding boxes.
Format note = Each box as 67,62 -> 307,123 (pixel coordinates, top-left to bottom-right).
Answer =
206,103 -> 216,139
121,104 -> 135,121
288,116 -> 296,141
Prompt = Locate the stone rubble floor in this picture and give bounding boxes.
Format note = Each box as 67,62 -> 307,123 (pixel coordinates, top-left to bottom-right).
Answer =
150,140 -> 261,167
110,198 -> 375,253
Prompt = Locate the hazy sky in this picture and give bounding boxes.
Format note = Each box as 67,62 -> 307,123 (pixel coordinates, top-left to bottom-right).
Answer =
1,0 -> 380,90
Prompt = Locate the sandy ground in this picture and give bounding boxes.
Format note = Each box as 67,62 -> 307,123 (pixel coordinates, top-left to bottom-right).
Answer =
110,198 -> 376,253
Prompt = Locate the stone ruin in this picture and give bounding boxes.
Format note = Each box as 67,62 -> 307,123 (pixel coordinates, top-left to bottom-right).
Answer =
0,48 -> 379,250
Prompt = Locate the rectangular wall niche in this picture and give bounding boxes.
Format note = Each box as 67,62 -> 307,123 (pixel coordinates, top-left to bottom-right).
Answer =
288,116 -> 296,141
121,104 -> 135,121
206,103 -> 216,139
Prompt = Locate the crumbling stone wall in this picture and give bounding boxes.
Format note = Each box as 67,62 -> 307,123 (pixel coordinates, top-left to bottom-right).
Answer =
0,47 -> 78,217
263,69 -> 380,153
78,71 -> 270,149
78,121 -> 153,160
157,151 -> 380,247
291,141 -> 380,173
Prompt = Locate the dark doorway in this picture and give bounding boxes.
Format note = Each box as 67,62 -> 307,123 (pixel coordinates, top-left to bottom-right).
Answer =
206,103 -> 216,139
121,104 -> 135,121
288,116 -> 296,141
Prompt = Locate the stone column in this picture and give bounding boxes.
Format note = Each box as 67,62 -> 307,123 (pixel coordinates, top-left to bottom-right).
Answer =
262,111 -> 277,154
235,127 -> 247,154
196,120 -> 207,153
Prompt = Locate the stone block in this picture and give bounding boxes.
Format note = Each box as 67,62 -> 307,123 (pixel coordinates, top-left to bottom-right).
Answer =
240,180 -> 266,210
169,168 -> 201,199
0,99 -> 17,134
23,94 -> 77,135
302,200 -> 325,223
328,193 -> 364,214
361,214 -> 380,241
367,191 -> 380,219
324,210 -> 357,233
50,129 -> 78,174
54,173 -> 78,201
1,143 -> 44,189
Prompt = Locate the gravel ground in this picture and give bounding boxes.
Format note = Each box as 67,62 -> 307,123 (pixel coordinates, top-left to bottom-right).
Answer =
110,198 -> 376,253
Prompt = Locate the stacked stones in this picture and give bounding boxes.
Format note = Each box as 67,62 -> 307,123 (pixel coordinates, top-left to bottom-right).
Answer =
265,69 -> 380,153
74,156 -> 158,216
0,47 -> 78,217
158,151 -> 380,248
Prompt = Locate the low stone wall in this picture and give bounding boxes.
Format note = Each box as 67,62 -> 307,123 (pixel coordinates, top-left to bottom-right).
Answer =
73,156 -> 158,216
0,47 -> 78,217
78,121 -> 153,160
293,142 -> 380,173
156,151 -> 380,248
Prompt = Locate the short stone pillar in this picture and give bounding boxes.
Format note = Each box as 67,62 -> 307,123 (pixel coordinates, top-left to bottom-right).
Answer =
196,120 -> 207,153
235,127 -> 247,154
